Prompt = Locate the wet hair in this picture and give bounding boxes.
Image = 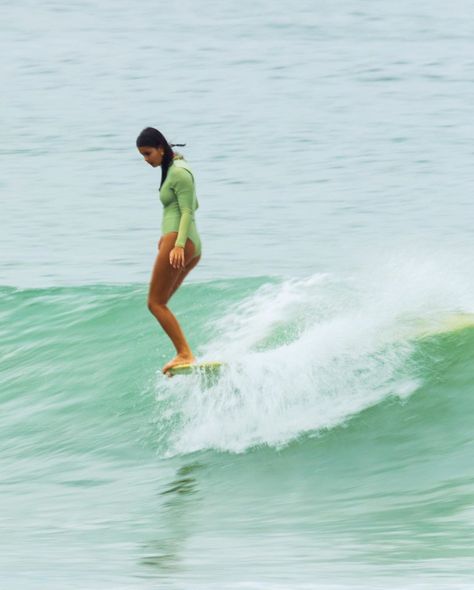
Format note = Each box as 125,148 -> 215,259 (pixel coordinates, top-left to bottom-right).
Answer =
136,127 -> 186,188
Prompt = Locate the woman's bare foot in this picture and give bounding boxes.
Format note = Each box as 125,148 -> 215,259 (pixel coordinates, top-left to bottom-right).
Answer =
163,354 -> 196,375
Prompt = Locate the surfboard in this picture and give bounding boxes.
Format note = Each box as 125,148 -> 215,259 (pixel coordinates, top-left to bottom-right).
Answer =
415,312 -> 474,339
166,361 -> 225,378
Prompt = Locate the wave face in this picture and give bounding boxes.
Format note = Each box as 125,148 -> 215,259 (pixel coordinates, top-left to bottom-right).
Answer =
2,260 -> 474,588
155,258 -> 474,455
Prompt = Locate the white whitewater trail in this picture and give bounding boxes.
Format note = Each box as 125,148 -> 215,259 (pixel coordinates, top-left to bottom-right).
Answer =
156,253 -> 474,455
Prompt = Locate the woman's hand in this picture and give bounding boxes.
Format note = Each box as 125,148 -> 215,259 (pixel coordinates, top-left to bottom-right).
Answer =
169,246 -> 185,269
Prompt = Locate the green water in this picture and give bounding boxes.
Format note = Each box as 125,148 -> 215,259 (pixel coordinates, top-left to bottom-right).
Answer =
2,276 -> 474,588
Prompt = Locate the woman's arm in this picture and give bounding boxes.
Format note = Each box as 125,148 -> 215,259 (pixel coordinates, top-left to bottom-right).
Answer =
173,168 -> 195,249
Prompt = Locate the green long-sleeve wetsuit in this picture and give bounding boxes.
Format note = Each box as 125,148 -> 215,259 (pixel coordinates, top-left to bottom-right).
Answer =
159,155 -> 202,257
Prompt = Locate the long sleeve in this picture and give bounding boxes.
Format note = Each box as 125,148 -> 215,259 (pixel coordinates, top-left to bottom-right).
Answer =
173,168 -> 195,248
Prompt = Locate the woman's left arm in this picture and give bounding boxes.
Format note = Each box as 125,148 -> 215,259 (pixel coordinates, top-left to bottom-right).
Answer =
169,168 -> 195,268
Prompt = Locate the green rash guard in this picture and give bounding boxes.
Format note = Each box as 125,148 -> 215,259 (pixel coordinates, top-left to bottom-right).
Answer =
159,155 -> 202,257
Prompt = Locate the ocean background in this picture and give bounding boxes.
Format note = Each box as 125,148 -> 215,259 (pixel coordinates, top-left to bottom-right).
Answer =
2,1 -> 474,588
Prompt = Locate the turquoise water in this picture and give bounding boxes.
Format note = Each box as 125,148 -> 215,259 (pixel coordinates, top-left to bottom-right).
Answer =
3,1 -> 474,588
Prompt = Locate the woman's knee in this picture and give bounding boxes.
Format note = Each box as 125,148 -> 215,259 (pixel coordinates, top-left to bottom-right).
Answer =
148,296 -> 167,314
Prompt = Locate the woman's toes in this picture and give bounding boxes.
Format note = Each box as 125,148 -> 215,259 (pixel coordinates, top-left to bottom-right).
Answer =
162,356 -> 196,374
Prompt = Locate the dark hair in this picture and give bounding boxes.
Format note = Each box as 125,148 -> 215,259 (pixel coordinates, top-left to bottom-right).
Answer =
136,127 -> 185,188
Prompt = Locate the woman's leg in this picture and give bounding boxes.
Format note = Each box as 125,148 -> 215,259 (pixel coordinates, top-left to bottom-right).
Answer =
166,254 -> 201,302
148,233 -> 200,373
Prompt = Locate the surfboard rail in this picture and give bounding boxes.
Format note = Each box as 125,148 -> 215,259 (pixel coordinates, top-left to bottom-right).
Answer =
166,361 -> 224,377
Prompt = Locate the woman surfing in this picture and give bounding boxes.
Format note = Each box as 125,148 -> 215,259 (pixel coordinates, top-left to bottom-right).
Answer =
137,127 -> 202,375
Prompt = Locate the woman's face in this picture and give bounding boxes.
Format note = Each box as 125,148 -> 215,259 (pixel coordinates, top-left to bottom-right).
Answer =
138,146 -> 164,167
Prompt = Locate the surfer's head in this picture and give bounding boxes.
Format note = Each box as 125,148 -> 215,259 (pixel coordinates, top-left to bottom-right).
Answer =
136,127 -> 172,168
137,127 -> 185,187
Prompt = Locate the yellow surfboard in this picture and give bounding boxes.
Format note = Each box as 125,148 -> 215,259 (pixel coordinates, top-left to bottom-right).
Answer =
166,361 -> 225,378
415,312 -> 474,339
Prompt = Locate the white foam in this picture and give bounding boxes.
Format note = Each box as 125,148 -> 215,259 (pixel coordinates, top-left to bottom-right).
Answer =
155,253 -> 474,455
